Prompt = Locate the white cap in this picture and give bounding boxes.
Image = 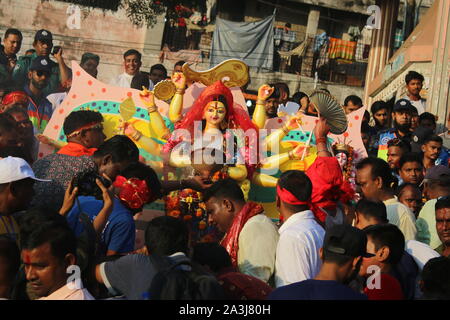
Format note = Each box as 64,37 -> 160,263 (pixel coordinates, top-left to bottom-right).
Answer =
0,157 -> 51,184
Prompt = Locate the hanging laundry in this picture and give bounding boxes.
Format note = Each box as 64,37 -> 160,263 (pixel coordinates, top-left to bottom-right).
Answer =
328,37 -> 357,61
314,32 -> 328,53
316,37 -> 329,69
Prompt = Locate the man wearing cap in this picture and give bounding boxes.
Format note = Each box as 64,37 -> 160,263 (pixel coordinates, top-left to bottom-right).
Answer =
0,157 -> 49,243
12,29 -> 70,97
376,99 -> 415,161
269,224 -> 368,300
416,165 -> 450,250
21,56 -> 54,133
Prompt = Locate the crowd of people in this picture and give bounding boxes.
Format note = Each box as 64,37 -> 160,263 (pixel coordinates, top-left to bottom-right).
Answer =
0,27 -> 449,301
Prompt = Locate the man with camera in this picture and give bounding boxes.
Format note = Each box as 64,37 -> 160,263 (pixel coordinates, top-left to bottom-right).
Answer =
12,29 -> 71,98
32,130 -> 139,213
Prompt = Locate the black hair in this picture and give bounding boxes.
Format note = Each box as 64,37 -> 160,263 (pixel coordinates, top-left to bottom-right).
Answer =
364,224 -> 405,265
80,52 -> 100,65
355,199 -> 388,223
405,71 -> 424,85
344,95 -> 363,107
174,60 -> 185,68
150,64 -> 168,78
419,112 -> 436,126
267,83 -> 281,100
25,49 -> 35,55
370,100 -> 389,115
0,113 -> 17,131
130,72 -> 150,90
0,146 -> 33,165
291,91 -> 308,105
0,236 -> 20,279
435,196 -> 450,212
4,105 -> 28,118
123,49 -> 141,61
63,110 -> 103,136
93,135 -> 139,164
356,157 -> 398,189
4,28 -> 22,41
202,178 -> 245,203
274,82 -> 290,99
421,256 -> 450,299
120,161 -> 162,202
144,216 -> 188,255
18,207 -> 68,248
277,170 -> 312,211
397,183 -> 420,198
21,220 -> 77,262
192,242 -> 232,273
361,121 -> 371,134
398,152 -> 423,170
423,135 -> 443,145
387,138 -> 411,153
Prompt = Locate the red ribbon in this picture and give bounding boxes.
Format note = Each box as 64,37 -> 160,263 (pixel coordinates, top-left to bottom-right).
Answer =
113,175 -> 151,209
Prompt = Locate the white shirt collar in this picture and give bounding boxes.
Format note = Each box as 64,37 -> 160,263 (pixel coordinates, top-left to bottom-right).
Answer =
279,210 -> 315,233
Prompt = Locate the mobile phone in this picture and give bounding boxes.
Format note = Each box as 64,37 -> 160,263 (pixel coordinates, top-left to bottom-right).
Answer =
52,46 -> 62,55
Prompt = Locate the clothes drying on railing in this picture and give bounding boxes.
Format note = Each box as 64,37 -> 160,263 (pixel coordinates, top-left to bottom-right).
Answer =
278,37 -> 311,66
328,37 -> 357,61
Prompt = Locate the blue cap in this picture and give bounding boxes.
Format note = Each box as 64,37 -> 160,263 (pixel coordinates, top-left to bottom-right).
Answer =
30,56 -> 52,72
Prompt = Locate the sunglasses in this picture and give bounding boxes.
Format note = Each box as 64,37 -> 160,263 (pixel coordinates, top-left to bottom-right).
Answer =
36,70 -> 50,77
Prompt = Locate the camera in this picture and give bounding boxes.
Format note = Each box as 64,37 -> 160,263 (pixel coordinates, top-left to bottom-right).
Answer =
73,171 -> 111,199
52,46 -> 62,55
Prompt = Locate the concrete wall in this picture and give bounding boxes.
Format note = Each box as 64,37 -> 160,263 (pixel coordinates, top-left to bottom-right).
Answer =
0,0 -> 165,83
247,69 -> 365,106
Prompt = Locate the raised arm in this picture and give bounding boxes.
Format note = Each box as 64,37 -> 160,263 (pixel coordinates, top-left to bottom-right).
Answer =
263,114 -> 301,152
252,84 -> 274,129
139,88 -> 169,140
168,72 -> 186,123
121,122 -> 161,156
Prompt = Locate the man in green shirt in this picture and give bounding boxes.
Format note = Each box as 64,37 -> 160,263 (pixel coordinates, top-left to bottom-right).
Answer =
416,166 -> 450,249
12,29 -> 70,97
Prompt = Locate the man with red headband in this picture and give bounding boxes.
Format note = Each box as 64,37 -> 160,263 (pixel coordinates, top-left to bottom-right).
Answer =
275,118 -> 355,287
57,110 -> 106,157
203,178 -> 279,283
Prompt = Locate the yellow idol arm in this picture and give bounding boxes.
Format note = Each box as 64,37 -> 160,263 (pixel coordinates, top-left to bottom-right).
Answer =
227,164 -> 248,182
252,102 -> 267,129
259,151 -> 292,171
252,172 -> 278,188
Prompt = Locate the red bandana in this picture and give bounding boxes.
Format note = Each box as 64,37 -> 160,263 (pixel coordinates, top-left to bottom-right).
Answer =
220,201 -> 264,268
2,91 -> 28,106
113,175 -> 152,209
57,142 -> 97,157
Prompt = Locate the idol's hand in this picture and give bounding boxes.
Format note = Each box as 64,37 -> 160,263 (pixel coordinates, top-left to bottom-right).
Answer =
171,72 -> 186,89
139,87 -> 155,107
257,84 -> 274,102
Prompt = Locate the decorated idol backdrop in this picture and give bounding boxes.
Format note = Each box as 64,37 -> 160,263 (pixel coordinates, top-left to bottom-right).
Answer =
252,107 -> 367,221
38,61 -> 248,162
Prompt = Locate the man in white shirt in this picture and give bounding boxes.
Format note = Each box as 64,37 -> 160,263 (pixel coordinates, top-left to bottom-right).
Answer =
109,49 -> 142,88
402,71 -> 426,115
204,179 -> 279,283
22,221 -> 95,300
356,157 -> 417,241
274,169 -> 325,288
